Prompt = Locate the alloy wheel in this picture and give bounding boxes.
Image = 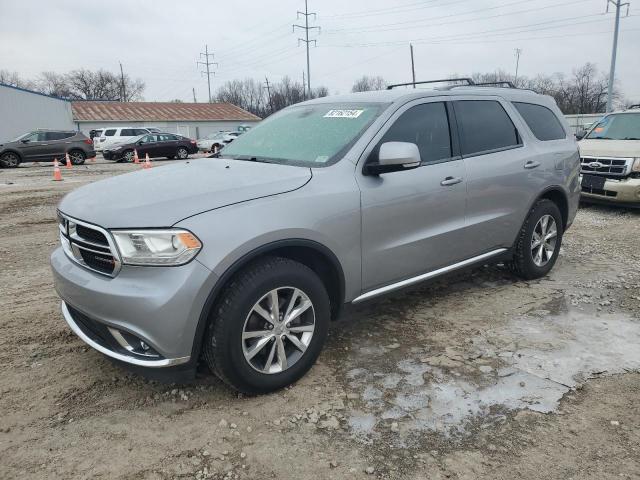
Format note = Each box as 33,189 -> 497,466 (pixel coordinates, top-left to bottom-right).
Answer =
69,151 -> 84,164
1,152 -> 20,167
177,148 -> 188,159
531,214 -> 557,267
242,287 -> 315,374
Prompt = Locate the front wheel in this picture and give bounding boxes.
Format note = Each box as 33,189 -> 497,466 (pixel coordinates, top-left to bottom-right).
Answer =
203,257 -> 330,394
0,152 -> 21,168
509,199 -> 563,280
176,147 -> 189,159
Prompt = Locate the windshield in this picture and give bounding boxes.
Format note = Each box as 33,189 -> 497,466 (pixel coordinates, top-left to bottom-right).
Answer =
586,113 -> 640,140
221,103 -> 384,166
12,132 -> 31,141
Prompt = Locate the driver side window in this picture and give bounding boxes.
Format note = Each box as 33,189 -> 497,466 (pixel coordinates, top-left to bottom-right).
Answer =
371,102 -> 453,165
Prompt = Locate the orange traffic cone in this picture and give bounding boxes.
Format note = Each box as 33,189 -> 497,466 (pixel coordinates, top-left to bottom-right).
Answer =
133,149 -> 140,164
143,153 -> 152,169
53,159 -> 63,181
65,153 -> 72,169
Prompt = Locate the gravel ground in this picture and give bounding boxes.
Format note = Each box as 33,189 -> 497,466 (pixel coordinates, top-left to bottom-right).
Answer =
1,158 -> 639,479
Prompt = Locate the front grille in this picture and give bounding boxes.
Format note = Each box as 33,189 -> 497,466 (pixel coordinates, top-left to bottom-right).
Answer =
581,186 -> 618,197
58,212 -> 121,276
580,156 -> 633,177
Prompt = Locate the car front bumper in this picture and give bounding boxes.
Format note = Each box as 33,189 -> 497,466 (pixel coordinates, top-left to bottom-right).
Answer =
51,247 -> 217,368
580,175 -> 640,207
102,150 -> 122,160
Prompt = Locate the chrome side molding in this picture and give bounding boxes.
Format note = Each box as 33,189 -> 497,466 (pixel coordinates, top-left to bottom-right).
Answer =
352,248 -> 508,303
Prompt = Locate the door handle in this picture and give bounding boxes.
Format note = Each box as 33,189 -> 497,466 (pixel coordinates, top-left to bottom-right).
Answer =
440,176 -> 463,186
524,160 -> 541,169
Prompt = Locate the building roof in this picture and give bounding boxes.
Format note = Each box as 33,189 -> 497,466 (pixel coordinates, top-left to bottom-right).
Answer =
71,101 -> 261,122
0,81 -> 69,101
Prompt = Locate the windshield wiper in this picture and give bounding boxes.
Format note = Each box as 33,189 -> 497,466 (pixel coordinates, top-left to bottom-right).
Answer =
231,155 -> 274,164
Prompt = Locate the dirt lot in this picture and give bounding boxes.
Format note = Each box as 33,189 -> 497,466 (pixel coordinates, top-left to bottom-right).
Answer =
1,158 -> 639,480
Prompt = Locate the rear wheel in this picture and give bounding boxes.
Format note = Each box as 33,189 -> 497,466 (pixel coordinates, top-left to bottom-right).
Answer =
177,147 -> 189,159
203,257 -> 330,394
68,150 -> 86,165
509,199 -> 563,280
0,152 -> 21,168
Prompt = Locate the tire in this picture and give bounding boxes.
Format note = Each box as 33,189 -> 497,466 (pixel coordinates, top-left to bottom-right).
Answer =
68,150 -> 86,165
122,150 -> 134,163
0,152 -> 21,168
509,199 -> 563,280
176,147 -> 189,159
212,143 -> 221,152
166,156 -> 175,160
203,256 -> 330,394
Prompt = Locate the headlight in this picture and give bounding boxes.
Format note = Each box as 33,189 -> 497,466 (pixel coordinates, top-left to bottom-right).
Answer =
632,158 -> 640,172
111,229 -> 202,266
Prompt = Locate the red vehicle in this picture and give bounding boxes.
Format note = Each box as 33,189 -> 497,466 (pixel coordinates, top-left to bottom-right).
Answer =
102,133 -> 198,162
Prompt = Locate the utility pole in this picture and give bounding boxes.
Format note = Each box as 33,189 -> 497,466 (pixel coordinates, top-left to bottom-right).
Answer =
606,0 -> 630,112
264,76 -> 274,114
302,70 -> 306,99
410,44 -> 416,88
293,0 -> 320,96
192,87 -> 197,103
514,48 -> 522,85
119,62 -> 126,102
197,44 -> 218,103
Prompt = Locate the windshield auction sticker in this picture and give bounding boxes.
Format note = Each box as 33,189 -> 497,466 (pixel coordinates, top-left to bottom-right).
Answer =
324,109 -> 364,118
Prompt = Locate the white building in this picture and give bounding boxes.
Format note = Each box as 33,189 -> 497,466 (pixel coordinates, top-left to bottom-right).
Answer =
71,101 -> 260,139
0,83 -> 75,141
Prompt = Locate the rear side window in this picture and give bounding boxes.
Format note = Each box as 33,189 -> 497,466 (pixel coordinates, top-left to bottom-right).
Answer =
134,129 -> 149,135
120,129 -> 136,136
376,102 -> 452,164
45,132 -> 73,140
455,100 -> 520,156
513,102 -> 565,141
104,129 -> 116,137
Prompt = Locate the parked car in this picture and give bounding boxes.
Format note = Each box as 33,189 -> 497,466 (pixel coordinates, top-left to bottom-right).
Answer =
0,129 -> 95,167
197,131 -> 240,152
576,105 -> 640,207
94,127 -> 152,151
102,133 -> 198,161
51,84 -> 579,393
146,127 -> 162,133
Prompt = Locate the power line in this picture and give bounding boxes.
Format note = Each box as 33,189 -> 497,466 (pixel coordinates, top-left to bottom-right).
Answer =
293,0 -> 320,95
197,44 -> 218,103
606,0 -> 631,112
322,0 -> 469,20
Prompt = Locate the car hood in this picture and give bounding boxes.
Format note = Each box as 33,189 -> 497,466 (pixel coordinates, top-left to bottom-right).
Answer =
59,159 -> 312,228
578,139 -> 640,158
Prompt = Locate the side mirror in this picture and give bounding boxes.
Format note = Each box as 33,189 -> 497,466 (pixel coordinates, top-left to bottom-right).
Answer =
136,141 -> 143,146
575,129 -> 587,140
21,139 -> 30,144
364,142 -> 421,175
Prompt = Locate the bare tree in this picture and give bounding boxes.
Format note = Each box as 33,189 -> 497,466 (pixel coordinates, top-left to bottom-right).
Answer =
351,75 -> 387,92
0,70 -> 35,89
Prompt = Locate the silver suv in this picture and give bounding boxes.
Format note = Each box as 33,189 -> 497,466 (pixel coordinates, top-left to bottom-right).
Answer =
51,84 -> 580,393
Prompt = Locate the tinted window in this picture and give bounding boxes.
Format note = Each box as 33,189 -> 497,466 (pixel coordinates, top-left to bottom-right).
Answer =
455,100 -> 520,156
140,135 -> 158,143
513,102 -> 565,141
120,129 -> 136,136
375,102 -> 452,164
24,132 -> 47,142
104,129 -> 116,137
134,129 -> 149,135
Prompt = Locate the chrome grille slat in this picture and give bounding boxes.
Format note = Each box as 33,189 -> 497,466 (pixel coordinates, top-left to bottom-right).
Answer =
580,156 -> 633,177
57,212 -> 121,277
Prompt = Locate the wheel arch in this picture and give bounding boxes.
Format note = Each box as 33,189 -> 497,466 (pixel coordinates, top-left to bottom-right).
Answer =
536,186 -> 569,229
0,149 -> 23,162
190,239 -> 346,364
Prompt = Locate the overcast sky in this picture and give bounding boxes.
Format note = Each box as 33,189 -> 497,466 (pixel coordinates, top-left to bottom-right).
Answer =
1,0 -> 639,102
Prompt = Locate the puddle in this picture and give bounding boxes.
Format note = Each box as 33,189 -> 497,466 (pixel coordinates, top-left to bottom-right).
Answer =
343,307 -> 640,440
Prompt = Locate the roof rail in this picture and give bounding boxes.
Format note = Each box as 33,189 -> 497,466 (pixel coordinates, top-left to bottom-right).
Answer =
473,81 -> 516,88
387,77 -> 475,90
